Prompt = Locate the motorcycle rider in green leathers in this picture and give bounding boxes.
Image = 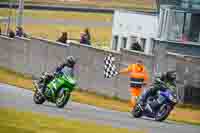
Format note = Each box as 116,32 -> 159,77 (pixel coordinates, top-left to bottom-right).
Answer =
37,56 -> 77,95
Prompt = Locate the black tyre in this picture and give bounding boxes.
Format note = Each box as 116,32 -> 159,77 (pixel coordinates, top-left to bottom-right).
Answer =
132,104 -> 143,118
33,90 -> 45,104
155,104 -> 172,121
56,90 -> 70,108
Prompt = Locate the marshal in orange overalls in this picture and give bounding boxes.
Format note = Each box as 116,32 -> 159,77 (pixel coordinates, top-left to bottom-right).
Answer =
120,61 -> 149,108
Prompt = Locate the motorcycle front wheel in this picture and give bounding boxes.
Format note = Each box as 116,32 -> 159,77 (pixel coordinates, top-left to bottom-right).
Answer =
132,104 -> 143,118
155,104 -> 172,121
56,89 -> 71,108
33,90 -> 45,104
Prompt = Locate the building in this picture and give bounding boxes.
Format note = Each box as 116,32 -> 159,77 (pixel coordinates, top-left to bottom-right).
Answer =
155,0 -> 200,104
111,10 -> 158,54
111,0 -> 200,56
111,0 -> 200,104
158,0 -> 200,56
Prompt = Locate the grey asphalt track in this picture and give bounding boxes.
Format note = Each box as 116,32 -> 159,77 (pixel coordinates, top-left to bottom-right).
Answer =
0,83 -> 200,133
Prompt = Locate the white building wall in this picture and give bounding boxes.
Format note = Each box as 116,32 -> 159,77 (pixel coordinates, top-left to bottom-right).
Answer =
112,10 -> 158,54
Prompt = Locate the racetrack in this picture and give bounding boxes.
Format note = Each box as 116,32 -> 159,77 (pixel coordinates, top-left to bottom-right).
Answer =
0,83 -> 200,133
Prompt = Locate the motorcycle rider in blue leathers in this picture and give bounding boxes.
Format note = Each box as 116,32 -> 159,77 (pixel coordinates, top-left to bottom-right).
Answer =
139,70 -> 176,107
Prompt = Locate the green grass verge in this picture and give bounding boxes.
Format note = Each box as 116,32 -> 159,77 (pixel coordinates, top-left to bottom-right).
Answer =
0,66 -> 200,125
0,8 -> 113,22
0,107 -> 142,133
28,0 -> 155,12
0,0 -> 17,2
0,0 -> 155,12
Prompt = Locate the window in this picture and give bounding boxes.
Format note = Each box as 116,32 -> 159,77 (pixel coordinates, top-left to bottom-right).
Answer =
122,37 -> 127,49
129,36 -> 145,52
161,9 -> 200,43
150,38 -> 156,54
158,8 -> 165,38
140,38 -> 146,51
159,8 -> 169,39
160,0 -> 200,8
112,35 -> 118,50
189,13 -> 200,42
130,36 -> 137,44
159,0 -> 182,6
181,0 -> 200,9
167,11 -> 186,41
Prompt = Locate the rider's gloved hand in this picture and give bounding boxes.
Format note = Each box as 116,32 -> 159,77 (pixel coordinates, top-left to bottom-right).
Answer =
53,71 -> 62,77
53,72 -> 58,76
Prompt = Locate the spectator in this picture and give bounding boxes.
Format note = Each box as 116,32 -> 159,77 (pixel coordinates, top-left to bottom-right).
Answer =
80,32 -> 87,44
16,26 -> 27,37
8,29 -> 15,38
57,32 -> 68,43
84,28 -> 91,44
80,28 -> 91,45
131,42 -> 143,51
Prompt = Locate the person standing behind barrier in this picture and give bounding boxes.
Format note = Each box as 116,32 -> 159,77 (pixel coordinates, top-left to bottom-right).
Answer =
119,60 -> 149,109
131,41 -> 143,52
85,28 -> 91,45
80,28 -> 91,45
8,29 -> 15,38
57,32 -> 68,44
16,26 -> 27,37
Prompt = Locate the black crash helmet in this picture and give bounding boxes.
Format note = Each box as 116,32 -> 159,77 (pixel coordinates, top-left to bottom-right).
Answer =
166,70 -> 176,81
66,56 -> 76,68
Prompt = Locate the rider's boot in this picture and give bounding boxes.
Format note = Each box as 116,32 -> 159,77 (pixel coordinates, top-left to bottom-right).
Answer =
38,84 -> 44,93
35,80 -> 46,97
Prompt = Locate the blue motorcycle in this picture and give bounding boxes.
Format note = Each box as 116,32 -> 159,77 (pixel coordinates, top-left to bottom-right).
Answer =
132,78 -> 178,122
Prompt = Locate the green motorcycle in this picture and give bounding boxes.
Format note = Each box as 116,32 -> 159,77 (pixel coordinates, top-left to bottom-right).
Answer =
33,72 -> 77,108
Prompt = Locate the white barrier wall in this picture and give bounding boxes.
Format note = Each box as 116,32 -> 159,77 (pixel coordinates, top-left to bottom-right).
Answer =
0,36 -> 199,103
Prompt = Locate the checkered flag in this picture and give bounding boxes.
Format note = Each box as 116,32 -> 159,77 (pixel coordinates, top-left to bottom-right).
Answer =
104,54 -> 119,79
